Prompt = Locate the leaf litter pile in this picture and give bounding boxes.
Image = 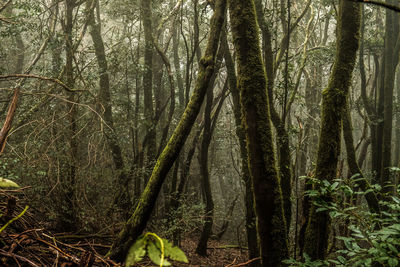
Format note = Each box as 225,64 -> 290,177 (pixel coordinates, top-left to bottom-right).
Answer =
0,187 -> 253,266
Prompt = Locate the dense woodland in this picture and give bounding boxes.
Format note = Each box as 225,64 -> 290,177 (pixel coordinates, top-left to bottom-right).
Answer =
1,0 -> 400,266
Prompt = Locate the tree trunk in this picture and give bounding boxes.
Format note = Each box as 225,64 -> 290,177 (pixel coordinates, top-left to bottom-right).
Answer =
254,0 -> 292,232
59,0 -> 78,232
342,101 -> 380,214
222,30 -> 259,265
141,0 -> 156,164
88,0 -> 131,216
228,0 -> 288,265
303,0 -> 361,260
380,0 -> 399,189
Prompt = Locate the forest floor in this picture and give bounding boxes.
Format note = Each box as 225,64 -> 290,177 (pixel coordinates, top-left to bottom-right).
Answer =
0,188 -> 253,266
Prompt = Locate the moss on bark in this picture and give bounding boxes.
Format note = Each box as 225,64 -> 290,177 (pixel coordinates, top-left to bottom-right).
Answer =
303,0 -> 361,260
222,29 -> 260,264
228,0 -> 288,265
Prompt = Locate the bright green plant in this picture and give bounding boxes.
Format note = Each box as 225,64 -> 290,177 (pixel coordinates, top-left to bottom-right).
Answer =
125,232 -> 188,267
285,177 -> 400,267
0,177 -> 20,188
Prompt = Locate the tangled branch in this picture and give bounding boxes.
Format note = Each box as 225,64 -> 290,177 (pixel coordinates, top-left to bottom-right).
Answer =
0,74 -> 84,92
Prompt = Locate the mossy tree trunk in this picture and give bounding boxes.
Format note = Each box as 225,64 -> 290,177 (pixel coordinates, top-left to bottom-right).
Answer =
222,30 -> 259,265
254,0 -> 292,232
228,0 -> 288,266
88,0 -> 131,216
303,0 -> 361,260
106,0 -> 227,261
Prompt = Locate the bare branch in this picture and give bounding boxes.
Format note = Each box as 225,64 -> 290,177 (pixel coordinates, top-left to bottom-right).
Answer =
0,0 -> 12,13
349,0 -> 400,12
0,74 -> 83,92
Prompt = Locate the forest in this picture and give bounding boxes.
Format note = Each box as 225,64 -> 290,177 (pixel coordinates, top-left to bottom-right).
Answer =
1,0 -> 400,266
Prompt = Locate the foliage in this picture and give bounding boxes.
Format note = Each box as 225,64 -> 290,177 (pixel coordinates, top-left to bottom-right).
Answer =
0,177 -> 19,188
159,200 -> 205,237
125,232 -> 188,267
285,177 -> 400,267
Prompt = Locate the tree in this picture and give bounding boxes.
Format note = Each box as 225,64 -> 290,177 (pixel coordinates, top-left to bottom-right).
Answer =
87,0 -> 131,217
228,0 -> 289,265
303,0 -> 362,260
222,29 -> 259,263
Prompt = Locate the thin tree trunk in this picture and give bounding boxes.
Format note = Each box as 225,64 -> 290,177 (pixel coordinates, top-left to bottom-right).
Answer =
342,102 -> 380,214
380,0 -> 400,189
88,0 -> 131,216
141,0 -> 156,164
59,0 -> 78,232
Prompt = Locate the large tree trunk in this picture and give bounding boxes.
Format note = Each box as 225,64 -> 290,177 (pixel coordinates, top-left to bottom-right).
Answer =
303,0 -> 361,260
228,0 -> 288,266
254,0 -> 292,232
106,0 -> 227,261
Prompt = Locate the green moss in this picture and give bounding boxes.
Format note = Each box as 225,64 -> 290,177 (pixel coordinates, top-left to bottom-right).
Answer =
229,0 -> 288,265
303,0 -> 361,260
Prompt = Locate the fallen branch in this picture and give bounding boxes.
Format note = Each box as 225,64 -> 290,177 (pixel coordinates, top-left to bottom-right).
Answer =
225,257 -> 261,267
0,248 -> 40,267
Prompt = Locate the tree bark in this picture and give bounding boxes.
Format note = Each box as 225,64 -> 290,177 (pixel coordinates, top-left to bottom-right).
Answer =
222,30 -> 259,265
342,101 -> 380,214
88,0 -> 131,216
141,0 -> 156,164
228,0 -> 288,265
303,0 -> 361,260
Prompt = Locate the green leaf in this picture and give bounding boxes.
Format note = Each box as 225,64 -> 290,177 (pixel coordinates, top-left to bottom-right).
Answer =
316,207 -> 328,212
125,236 -> 147,267
388,258 -> 398,267
331,182 -> 339,190
162,238 -> 188,263
0,178 -> 19,188
387,244 -> 398,254
337,255 -> 346,264
148,240 -> 171,266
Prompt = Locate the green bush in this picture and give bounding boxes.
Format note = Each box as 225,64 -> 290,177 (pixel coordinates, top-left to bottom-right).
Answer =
284,177 -> 400,267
